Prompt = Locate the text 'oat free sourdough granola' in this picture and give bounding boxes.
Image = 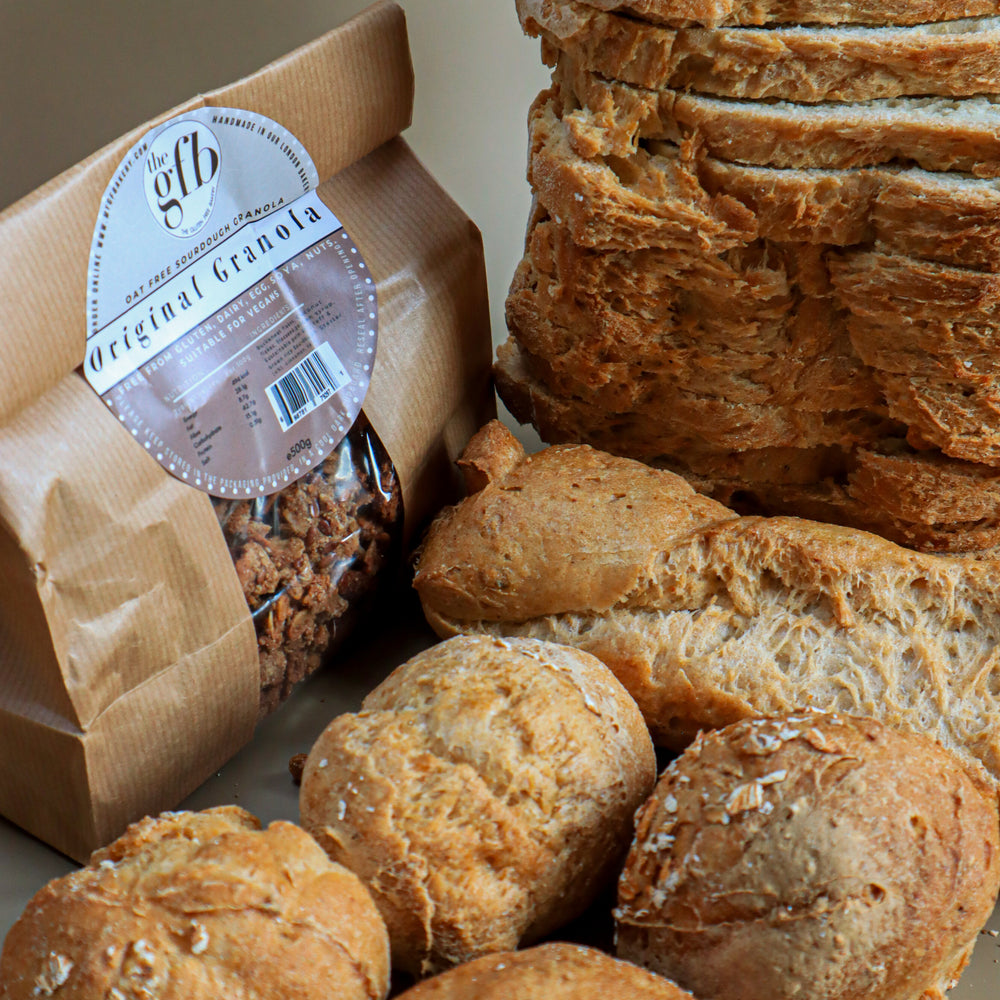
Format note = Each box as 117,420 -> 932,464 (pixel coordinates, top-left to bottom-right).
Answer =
0,1 -> 493,861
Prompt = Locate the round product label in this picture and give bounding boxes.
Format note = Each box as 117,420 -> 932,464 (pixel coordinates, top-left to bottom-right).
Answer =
85,107 -> 377,499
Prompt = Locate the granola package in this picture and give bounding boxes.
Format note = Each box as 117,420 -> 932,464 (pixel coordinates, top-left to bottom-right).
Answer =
0,1 -> 493,860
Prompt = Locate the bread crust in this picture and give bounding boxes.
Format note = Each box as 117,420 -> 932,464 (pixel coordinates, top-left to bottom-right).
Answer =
0,806 -> 390,1000
573,0 -> 1000,28
413,423 -> 1000,780
521,0 -> 1000,101
298,635 -> 655,977
615,713 -> 1000,1000
394,942 -> 696,999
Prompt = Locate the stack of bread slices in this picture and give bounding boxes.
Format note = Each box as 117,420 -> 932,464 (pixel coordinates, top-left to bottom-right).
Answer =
498,0 -> 1000,552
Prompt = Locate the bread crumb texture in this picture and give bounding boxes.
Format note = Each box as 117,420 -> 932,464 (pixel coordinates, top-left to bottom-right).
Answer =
0,806 -> 390,1000
615,713 -> 1000,1000
298,634 -> 655,976
414,422 -> 1000,783
394,942 -> 696,998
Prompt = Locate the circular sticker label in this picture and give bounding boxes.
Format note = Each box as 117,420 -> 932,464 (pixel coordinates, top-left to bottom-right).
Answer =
85,107 -> 377,499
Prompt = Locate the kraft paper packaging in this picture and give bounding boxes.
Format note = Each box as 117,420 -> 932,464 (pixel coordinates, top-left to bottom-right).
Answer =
0,0 -> 494,861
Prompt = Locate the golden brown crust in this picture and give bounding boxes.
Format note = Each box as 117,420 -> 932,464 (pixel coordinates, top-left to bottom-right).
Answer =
615,713 -> 1000,1000
298,635 -> 656,977
394,942 -> 696,999
413,423 -> 1000,780
0,806 -> 390,1000
495,340 -> 893,456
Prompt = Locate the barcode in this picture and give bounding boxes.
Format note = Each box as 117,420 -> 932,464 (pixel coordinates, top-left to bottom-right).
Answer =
266,343 -> 351,431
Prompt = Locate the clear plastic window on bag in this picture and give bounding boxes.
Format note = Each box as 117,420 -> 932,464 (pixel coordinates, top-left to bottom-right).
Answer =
213,412 -> 402,718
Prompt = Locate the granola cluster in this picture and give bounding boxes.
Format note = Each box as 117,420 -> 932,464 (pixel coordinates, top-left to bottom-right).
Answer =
215,414 -> 402,717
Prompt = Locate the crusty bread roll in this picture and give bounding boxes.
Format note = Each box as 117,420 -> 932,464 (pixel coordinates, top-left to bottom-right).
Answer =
615,712 -> 1000,1000
298,634 -> 656,976
0,806 -> 390,1000
394,942 -> 696,998
412,421 -> 1000,784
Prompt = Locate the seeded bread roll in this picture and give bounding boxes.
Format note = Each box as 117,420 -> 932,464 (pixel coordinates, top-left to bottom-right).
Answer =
394,942 -> 696,999
298,634 -> 656,977
0,806 -> 390,1000
615,713 -> 1000,1000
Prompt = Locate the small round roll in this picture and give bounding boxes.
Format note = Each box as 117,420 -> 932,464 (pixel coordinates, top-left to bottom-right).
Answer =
0,806 -> 390,1000
299,634 -> 656,975
615,712 -> 1000,1000
394,942 -> 696,998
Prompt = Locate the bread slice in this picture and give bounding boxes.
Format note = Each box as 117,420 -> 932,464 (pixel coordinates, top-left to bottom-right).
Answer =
413,422 -> 1000,783
509,225 -> 1000,465
557,60 -> 1000,175
532,89 -> 1000,269
506,221 -> 881,412
690,445 -> 1000,552
521,0 -> 1000,101
527,89 -> 756,255
495,339 -> 893,456
570,0 -> 1000,28
847,315 -> 1000,378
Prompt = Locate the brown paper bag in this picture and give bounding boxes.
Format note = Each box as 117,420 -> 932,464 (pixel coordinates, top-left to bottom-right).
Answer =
0,0 -> 493,861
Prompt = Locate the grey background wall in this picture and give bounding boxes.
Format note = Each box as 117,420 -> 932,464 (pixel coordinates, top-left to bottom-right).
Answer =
0,0 -> 550,353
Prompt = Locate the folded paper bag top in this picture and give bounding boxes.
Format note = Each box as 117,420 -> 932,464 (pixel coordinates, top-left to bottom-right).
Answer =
0,0 -> 493,861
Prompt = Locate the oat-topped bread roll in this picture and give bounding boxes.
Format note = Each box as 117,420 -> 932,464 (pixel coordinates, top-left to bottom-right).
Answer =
615,713 -> 1000,1000
298,634 -> 656,976
413,421 -> 1000,782
0,806 -> 390,1000
394,942 -> 696,999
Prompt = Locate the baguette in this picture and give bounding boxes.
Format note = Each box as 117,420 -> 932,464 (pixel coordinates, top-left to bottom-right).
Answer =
521,0 -> 1000,100
412,422 -> 1000,782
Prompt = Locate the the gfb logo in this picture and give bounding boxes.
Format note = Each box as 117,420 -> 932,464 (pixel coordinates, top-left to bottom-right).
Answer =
143,120 -> 221,238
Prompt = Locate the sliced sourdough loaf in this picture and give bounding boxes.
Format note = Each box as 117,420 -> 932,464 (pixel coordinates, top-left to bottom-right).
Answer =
521,0 -> 1000,101
531,89 -> 1000,268
558,61 -> 1000,175
413,422 -> 1000,781
570,0 -> 1000,28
